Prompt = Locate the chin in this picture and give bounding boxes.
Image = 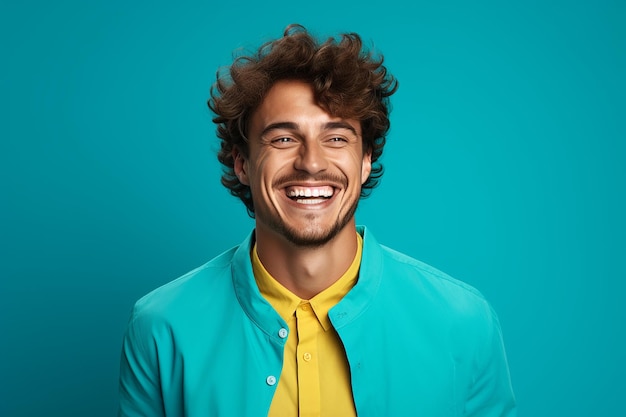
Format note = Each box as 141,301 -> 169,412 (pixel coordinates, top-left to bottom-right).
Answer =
282,226 -> 339,248
257,199 -> 360,248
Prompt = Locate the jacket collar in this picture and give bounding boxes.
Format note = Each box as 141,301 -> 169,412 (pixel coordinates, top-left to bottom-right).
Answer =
231,226 -> 383,342
330,226 -> 383,329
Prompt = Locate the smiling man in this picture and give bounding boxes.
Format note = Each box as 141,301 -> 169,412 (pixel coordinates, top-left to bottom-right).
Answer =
238,79 -> 371,299
118,25 -> 517,417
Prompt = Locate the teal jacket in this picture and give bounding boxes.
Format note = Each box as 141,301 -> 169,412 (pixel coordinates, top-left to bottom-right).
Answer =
119,226 -> 517,416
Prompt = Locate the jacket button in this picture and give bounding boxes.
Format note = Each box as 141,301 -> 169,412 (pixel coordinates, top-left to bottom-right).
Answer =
266,376 -> 277,386
278,328 -> 288,339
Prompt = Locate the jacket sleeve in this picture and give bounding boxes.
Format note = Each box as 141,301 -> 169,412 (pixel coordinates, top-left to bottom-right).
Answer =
118,307 -> 166,417
463,304 -> 517,417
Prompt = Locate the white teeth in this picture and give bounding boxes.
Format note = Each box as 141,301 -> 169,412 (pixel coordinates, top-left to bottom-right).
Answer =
295,198 -> 326,205
287,187 -> 333,198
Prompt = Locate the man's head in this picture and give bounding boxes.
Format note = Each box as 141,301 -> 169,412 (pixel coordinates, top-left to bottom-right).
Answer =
208,24 -> 398,218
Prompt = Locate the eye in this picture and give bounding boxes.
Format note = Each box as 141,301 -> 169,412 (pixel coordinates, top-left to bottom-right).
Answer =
270,136 -> 297,148
326,136 -> 349,147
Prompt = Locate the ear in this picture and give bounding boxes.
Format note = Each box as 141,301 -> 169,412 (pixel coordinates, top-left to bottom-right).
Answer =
232,147 -> 250,186
361,149 -> 372,185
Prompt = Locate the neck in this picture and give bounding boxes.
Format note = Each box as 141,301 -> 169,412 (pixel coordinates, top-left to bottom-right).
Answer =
255,222 -> 359,299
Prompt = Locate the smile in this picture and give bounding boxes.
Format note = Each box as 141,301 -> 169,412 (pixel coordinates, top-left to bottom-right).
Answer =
285,185 -> 335,204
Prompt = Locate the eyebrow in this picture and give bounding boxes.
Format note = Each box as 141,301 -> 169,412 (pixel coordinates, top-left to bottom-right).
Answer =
260,121 -> 358,137
324,121 -> 358,136
261,122 -> 299,137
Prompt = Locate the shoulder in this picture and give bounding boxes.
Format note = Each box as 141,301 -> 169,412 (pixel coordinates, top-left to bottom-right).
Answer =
129,245 -> 239,326
374,243 -> 498,329
380,244 -> 486,301
376,245 -> 503,349
359,226 -> 491,317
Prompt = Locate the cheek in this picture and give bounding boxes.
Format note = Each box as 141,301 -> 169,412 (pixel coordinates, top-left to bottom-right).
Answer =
252,157 -> 283,187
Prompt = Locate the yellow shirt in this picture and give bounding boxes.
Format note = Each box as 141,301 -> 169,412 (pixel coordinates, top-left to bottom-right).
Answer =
252,235 -> 362,417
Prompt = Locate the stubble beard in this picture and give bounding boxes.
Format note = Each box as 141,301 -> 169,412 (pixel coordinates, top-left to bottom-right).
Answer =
256,195 -> 360,248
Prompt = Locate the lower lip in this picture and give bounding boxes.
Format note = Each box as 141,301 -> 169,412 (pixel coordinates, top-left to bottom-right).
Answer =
292,197 -> 329,205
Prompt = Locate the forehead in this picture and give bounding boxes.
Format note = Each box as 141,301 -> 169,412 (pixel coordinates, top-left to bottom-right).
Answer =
255,80 -> 319,118
250,80 -> 360,135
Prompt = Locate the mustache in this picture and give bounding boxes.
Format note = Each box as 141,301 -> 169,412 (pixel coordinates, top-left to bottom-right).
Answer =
274,172 -> 348,188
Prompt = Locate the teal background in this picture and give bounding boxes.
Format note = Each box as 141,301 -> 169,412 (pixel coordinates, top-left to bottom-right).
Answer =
1,0 -> 624,416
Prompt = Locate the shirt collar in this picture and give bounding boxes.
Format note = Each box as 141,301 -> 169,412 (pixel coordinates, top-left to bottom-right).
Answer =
252,233 -> 363,331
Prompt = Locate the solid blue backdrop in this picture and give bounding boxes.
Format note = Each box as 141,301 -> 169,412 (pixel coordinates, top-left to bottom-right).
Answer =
2,0 -> 624,416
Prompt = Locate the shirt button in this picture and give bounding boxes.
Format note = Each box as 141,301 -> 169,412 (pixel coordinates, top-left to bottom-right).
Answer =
278,328 -> 288,339
303,352 -> 312,362
301,304 -> 309,311
266,375 -> 277,386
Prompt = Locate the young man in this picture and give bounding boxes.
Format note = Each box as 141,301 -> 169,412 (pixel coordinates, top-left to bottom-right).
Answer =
118,24 -> 517,416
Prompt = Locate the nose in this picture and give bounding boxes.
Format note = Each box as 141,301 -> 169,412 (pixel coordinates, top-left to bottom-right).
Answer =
294,142 -> 328,174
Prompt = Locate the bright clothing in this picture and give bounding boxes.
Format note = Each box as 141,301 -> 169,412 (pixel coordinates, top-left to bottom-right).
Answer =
252,234 -> 362,417
119,226 -> 517,417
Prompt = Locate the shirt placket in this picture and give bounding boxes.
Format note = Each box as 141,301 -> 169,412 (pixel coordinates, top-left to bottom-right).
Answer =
296,301 -> 321,417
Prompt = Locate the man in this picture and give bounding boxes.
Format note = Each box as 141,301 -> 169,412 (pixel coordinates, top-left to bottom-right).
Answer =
118,24 -> 517,416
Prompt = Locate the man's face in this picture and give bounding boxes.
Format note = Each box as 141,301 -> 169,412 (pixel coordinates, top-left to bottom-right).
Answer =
235,79 -> 372,247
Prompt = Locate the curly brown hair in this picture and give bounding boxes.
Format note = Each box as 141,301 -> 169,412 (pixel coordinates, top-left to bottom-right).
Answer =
208,24 -> 398,216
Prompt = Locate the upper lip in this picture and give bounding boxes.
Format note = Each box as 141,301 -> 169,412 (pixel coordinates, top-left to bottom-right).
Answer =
280,182 -> 342,193
280,181 -> 340,188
